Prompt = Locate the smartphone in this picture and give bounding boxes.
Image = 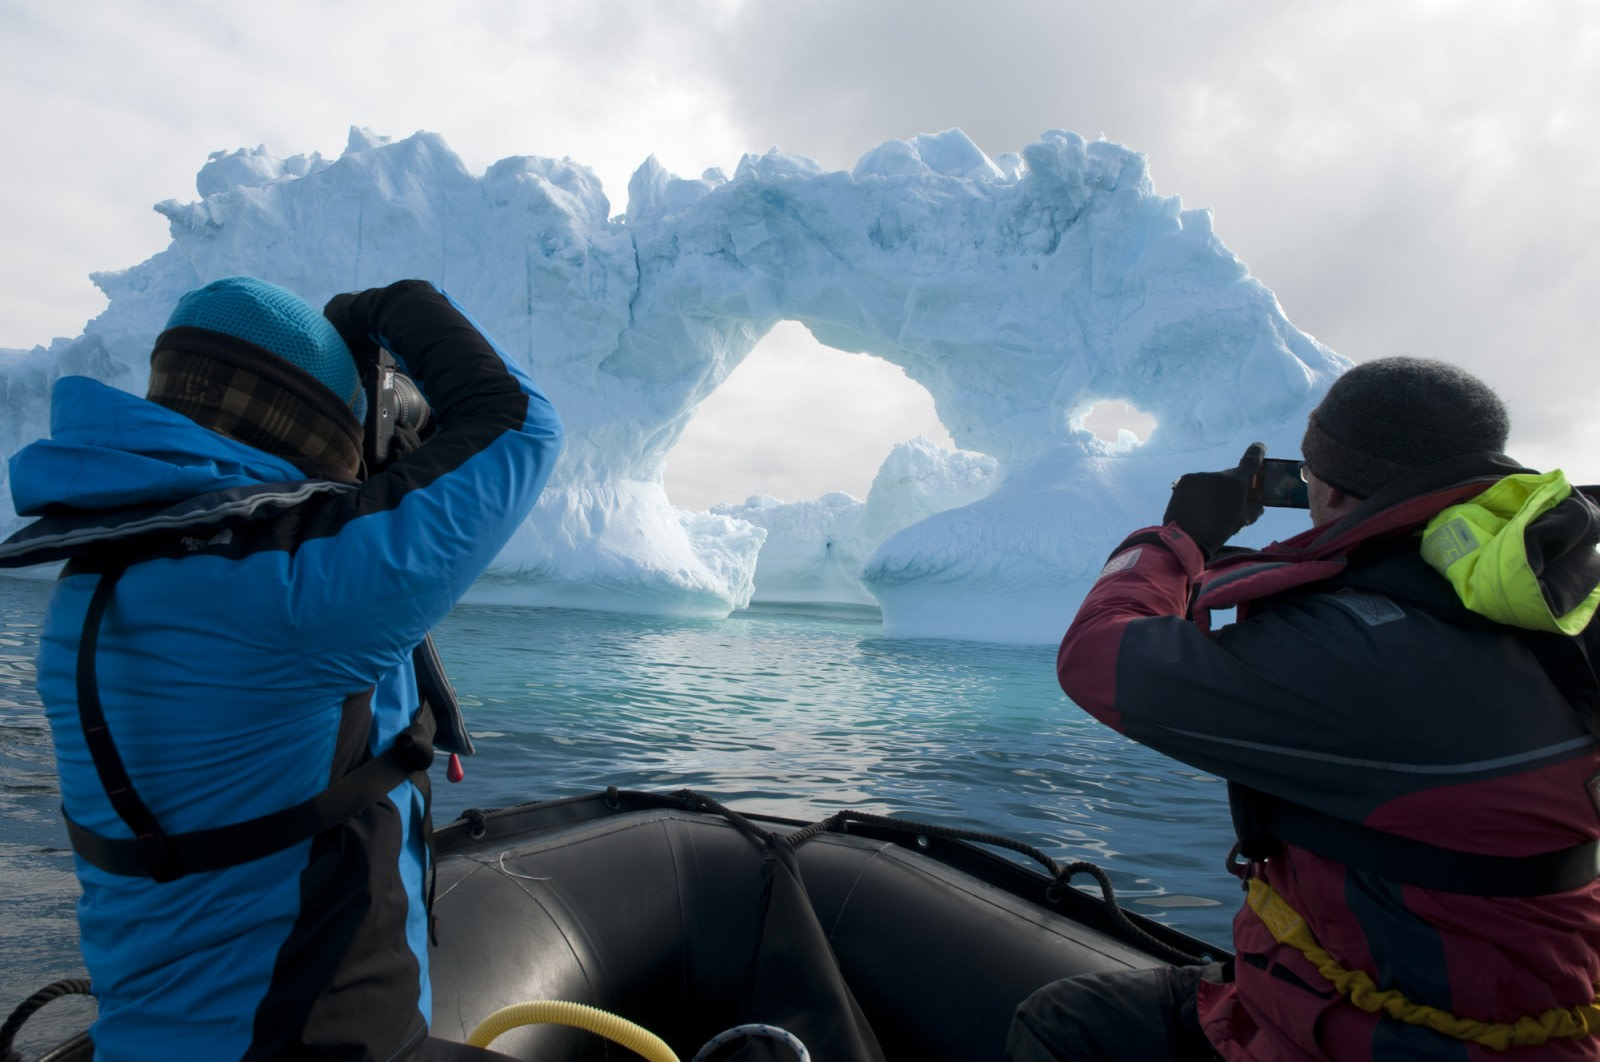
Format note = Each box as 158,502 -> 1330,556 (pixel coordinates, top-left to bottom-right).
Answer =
1255,458 -> 1309,509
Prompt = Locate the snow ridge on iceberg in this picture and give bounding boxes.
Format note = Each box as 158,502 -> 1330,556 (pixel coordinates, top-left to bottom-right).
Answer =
0,126 -> 1344,642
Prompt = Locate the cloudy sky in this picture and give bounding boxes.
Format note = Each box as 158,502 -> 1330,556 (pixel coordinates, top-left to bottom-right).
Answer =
3,1 -> 1596,510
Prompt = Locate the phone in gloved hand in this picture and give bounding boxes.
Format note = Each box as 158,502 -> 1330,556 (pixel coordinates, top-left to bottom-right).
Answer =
1253,458 -> 1310,509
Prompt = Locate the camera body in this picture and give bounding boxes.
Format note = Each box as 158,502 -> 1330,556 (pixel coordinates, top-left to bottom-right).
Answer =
363,348 -> 432,470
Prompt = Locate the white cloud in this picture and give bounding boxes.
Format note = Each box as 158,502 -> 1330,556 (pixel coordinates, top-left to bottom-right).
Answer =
4,0 -> 1598,494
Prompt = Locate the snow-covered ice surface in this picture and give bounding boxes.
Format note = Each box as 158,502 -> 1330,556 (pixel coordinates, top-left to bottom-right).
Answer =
0,127 -> 1345,643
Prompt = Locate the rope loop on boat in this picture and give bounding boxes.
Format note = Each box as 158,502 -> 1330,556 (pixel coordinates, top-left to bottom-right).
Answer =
794,808 -> 1065,873
1046,861 -> 1207,966
0,977 -> 93,1062
669,789 -> 774,849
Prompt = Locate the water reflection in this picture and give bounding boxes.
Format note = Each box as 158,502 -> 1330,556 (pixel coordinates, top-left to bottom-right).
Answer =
429,603 -> 1234,926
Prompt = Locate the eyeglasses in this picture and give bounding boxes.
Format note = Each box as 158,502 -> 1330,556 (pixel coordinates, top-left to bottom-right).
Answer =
1299,463 -> 1311,483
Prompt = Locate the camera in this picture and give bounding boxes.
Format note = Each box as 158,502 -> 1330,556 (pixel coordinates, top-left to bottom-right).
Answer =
356,350 -> 466,754
363,348 -> 432,470
1253,457 -> 1310,509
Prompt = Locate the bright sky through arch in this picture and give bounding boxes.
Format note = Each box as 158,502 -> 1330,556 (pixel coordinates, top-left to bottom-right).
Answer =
664,322 -> 955,512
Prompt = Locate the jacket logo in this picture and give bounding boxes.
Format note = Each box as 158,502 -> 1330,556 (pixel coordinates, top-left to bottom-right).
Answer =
1326,589 -> 1405,626
1420,516 -> 1479,571
1098,548 -> 1142,579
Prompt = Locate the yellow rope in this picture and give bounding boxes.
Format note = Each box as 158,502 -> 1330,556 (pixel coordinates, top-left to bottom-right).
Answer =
1247,878 -> 1600,1050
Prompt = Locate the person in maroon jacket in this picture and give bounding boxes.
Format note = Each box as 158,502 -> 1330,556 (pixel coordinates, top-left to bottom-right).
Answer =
1008,358 -> 1600,1061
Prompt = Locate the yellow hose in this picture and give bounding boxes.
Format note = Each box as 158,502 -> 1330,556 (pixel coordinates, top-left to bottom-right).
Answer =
466,999 -> 680,1061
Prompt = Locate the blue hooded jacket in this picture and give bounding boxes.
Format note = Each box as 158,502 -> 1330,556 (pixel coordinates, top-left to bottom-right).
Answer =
3,280 -> 562,1060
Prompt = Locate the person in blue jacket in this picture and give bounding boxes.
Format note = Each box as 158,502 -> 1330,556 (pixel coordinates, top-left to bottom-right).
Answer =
0,277 -> 563,1059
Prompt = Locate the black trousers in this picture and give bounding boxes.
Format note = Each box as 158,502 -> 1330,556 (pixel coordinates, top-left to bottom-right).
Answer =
1006,962 -> 1227,1062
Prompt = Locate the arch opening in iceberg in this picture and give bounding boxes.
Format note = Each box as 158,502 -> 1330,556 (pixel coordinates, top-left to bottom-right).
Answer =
663,320 -> 954,514
0,126 -> 1346,642
1075,399 -> 1158,449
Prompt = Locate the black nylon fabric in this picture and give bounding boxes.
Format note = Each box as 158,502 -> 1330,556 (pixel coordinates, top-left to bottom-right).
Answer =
1117,544 -> 1592,825
245,690 -> 426,1059
1524,492 -> 1600,619
713,834 -> 884,1062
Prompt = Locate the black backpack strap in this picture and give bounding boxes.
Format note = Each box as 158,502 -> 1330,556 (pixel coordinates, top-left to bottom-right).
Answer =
1228,782 -> 1600,897
71,563 -> 177,873
64,726 -> 435,883
65,563 -> 436,883
1227,781 -> 1283,863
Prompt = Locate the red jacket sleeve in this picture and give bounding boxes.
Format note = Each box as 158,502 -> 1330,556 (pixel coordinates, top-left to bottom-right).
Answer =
1057,524 -> 1208,730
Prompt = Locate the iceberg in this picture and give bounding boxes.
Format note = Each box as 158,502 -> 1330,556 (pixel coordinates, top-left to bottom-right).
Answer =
0,126 -> 1345,643
713,437 -> 1001,610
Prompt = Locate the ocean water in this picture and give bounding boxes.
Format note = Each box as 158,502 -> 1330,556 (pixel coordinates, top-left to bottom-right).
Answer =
0,575 -> 1235,1051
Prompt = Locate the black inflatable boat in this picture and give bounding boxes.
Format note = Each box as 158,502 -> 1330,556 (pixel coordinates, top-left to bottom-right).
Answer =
11,787 -> 1225,1061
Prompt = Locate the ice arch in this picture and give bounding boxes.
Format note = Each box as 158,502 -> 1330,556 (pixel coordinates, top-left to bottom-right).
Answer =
0,126 -> 1345,643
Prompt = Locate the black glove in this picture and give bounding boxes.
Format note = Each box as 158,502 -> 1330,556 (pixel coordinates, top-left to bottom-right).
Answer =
387,422 -> 425,463
323,290 -> 382,371
1162,443 -> 1267,558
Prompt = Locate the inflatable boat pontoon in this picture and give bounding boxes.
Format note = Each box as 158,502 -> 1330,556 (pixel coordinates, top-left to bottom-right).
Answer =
11,787 -> 1225,1061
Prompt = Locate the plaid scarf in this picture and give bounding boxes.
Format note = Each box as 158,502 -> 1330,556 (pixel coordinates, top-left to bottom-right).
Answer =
148,327 -> 364,483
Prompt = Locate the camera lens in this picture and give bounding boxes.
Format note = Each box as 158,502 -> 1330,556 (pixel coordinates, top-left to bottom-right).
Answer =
391,374 -> 431,433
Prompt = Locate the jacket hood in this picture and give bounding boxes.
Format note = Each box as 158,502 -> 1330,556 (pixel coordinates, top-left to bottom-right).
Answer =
9,376 -> 306,517
1421,469 -> 1600,634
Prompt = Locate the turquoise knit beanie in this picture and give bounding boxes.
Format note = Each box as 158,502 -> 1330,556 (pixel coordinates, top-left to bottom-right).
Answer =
164,276 -> 365,416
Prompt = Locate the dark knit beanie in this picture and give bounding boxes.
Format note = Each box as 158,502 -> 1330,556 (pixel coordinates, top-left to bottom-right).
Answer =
1301,357 -> 1509,499
148,277 -> 366,482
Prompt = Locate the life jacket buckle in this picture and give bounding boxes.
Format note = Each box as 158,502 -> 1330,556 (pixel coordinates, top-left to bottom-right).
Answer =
392,729 -> 435,772
1225,842 -> 1260,884
136,831 -> 184,884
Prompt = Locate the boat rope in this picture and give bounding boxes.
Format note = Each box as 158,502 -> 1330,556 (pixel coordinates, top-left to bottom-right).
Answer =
0,977 -> 93,1062
1046,859 -> 1209,968
788,807 -> 1062,868
669,789 -> 773,848
665,788 -> 1210,968
690,1023 -> 809,1061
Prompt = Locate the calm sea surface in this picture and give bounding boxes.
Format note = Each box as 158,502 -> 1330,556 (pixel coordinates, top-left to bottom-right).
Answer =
0,575 -> 1234,1051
